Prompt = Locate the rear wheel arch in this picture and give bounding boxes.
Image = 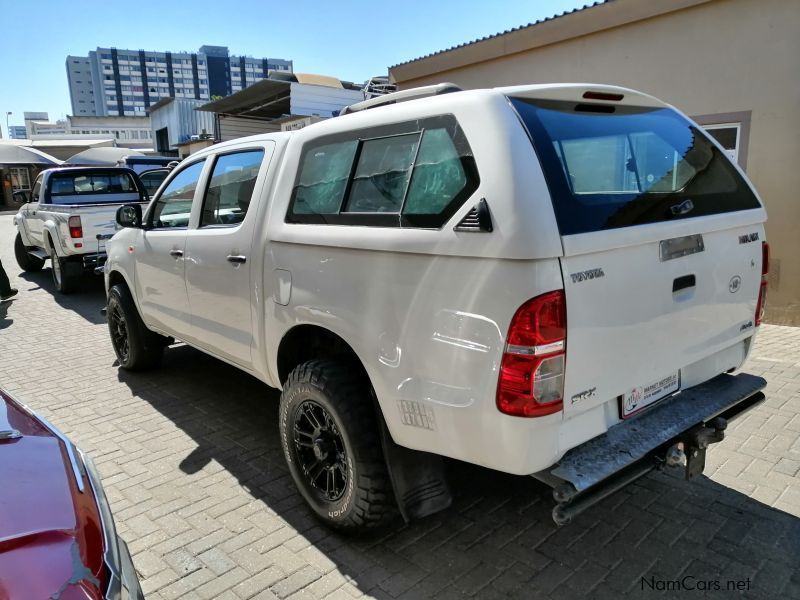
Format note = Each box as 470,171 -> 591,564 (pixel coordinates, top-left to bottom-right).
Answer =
277,325 -> 370,387
43,229 -> 60,257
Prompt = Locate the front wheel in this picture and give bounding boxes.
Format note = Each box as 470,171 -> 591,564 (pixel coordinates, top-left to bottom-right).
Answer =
107,283 -> 164,370
279,359 -> 396,532
14,233 -> 44,272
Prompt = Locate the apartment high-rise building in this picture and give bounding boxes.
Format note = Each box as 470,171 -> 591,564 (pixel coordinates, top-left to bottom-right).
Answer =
66,55 -> 97,115
66,45 -> 293,117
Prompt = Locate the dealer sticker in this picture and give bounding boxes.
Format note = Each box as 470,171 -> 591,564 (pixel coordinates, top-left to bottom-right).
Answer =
621,372 -> 680,419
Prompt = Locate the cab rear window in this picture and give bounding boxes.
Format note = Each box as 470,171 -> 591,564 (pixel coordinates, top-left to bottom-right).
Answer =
509,98 -> 761,235
47,171 -> 141,205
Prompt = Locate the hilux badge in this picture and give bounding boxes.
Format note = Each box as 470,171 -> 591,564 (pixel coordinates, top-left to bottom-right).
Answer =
729,276 -> 742,293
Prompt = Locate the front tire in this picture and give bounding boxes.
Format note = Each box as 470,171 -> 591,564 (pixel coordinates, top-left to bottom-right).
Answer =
107,283 -> 164,370
279,359 -> 396,532
15,233 -> 44,272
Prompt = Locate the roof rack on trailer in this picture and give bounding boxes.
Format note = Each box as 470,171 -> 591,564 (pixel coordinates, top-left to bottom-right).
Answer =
340,83 -> 462,115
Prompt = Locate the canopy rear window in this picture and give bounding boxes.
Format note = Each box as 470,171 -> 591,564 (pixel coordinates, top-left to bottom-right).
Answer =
509,98 -> 761,235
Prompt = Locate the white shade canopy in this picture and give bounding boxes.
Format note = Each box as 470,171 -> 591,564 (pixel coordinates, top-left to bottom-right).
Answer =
64,147 -> 145,166
0,144 -> 62,165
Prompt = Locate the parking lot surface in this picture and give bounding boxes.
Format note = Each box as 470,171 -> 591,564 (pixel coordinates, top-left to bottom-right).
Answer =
1,214 -> 799,599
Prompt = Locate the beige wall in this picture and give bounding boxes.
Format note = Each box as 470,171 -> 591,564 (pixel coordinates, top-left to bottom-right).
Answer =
392,0 -> 800,325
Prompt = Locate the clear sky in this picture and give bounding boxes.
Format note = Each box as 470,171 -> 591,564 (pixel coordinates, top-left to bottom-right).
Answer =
0,0 -> 588,134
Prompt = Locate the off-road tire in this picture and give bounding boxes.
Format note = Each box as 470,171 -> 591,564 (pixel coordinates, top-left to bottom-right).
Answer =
14,233 -> 44,272
107,283 -> 165,370
279,359 -> 396,532
49,245 -> 80,294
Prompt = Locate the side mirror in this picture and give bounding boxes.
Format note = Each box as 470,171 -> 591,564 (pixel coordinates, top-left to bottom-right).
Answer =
12,190 -> 30,204
116,204 -> 143,228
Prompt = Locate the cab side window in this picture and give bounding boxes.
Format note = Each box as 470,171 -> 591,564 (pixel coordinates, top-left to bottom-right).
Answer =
286,114 -> 478,228
150,160 -> 205,229
200,150 -> 265,227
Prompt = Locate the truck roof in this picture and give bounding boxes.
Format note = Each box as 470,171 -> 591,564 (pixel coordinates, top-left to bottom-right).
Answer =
191,83 -> 670,154
39,166 -> 140,177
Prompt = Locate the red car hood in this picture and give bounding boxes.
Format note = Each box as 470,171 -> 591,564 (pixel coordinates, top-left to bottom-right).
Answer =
0,390 -> 105,600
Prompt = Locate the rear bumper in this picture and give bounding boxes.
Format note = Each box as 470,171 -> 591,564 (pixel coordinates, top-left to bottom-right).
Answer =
82,252 -> 107,272
536,372 -> 766,523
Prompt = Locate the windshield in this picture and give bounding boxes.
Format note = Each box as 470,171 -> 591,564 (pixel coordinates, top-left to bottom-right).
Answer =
47,171 -> 142,205
509,98 -> 761,235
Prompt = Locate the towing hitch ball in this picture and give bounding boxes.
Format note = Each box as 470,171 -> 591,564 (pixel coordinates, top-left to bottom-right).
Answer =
682,417 -> 728,480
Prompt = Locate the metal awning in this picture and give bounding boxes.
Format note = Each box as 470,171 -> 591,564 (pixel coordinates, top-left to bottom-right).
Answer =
198,80 -> 292,118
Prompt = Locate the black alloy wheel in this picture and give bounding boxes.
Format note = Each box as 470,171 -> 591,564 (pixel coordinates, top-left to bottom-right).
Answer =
279,359 -> 396,531
108,300 -> 130,364
292,399 -> 348,502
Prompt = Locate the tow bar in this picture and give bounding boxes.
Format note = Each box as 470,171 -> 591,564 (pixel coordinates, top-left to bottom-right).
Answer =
538,373 -> 767,526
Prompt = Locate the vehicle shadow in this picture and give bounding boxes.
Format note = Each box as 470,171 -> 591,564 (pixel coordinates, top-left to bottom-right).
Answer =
117,345 -> 800,599
18,268 -> 106,325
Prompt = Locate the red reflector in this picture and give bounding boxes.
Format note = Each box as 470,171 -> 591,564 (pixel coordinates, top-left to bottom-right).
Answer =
762,241 -> 769,276
582,90 -> 624,101
497,291 -> 566,418
68,215 -> 83,239
755,280 -> 768,326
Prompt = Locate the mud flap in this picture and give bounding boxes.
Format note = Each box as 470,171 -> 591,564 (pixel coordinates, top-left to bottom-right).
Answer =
378,418 -> 452,522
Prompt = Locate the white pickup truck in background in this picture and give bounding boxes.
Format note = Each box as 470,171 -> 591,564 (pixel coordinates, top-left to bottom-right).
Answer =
13,167 -> 150,293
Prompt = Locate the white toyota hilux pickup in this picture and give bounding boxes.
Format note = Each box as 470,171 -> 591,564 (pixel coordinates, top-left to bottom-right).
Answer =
104,83 -> 769,530
14,167 -> 150,293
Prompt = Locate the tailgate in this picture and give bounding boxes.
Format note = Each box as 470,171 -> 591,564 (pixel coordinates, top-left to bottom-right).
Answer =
560,220 -> 764,417
507,90 -> 767,420
75,204 -> 127,241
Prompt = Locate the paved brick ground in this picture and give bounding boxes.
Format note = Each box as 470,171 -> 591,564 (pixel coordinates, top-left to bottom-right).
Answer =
0,213 -> 799,599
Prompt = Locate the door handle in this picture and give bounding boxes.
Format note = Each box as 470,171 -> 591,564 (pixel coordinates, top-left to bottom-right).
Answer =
227,254 -> 247,264
169,249 -> 184,258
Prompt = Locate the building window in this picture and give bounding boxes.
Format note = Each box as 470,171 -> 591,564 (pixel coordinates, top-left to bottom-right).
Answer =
703,124 -> 740,163
9,167 -> 31,192
693,110 -> 752,170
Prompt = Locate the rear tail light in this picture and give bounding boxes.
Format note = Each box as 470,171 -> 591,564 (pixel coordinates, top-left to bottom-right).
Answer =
68,215 -> 83,239
497,290 -> 566,417
756,241 -> 769,326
